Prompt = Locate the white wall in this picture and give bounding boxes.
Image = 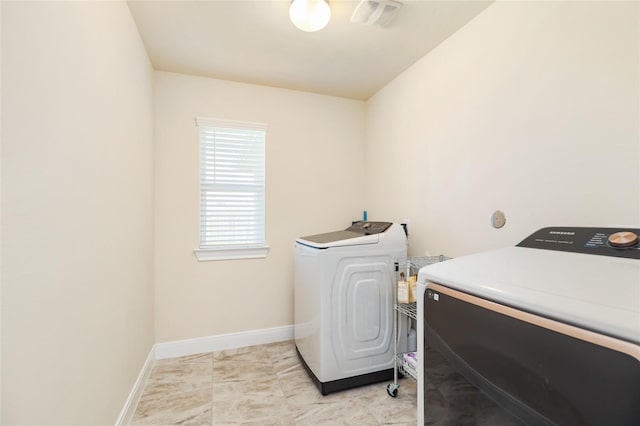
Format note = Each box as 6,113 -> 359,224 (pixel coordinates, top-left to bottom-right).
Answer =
1,2 -> 155,424
153,71 -> 365,342
365,0 -> 640,257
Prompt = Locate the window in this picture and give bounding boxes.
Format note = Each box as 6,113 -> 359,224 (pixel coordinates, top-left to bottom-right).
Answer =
194,117 -> 269,261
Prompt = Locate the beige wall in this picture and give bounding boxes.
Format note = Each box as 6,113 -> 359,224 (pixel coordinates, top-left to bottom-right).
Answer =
2,0 -> 638,422
1,1 -> 155,424
153,71 -> 365,342
365,0 -> 640,257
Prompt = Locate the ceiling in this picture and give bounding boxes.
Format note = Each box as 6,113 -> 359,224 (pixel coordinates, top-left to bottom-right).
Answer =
127,0 -> 493,100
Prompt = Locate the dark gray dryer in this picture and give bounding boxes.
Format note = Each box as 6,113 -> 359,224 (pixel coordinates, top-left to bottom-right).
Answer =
416,227 -> 640,425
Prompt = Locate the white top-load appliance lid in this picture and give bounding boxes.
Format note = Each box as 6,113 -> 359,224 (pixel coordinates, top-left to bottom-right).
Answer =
418,227 -> 640,345
296,221 -> 395,249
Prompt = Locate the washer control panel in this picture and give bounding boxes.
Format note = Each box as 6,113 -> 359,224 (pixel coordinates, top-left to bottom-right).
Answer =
517,227 -> 640,259
346,221 -> 392,235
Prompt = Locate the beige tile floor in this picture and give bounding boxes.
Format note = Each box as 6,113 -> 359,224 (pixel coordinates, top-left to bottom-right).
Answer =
131,340 -> 417,425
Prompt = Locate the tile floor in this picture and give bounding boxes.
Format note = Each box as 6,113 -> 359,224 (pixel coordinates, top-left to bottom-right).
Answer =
131,340 -> 417,425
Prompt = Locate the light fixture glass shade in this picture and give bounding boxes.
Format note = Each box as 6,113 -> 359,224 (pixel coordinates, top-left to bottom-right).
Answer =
289,0 -> 331,32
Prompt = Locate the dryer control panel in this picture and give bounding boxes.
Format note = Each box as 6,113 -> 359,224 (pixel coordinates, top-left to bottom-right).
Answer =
517,227 -> 640,259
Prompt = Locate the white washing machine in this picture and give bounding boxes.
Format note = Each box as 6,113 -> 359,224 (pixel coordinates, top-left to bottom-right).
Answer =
294,221 -> 407,394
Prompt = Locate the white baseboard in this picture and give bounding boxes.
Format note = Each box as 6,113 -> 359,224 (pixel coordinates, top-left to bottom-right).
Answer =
115,325 -> 294,425
155,324 -> 294,360
115,345 -> 156,426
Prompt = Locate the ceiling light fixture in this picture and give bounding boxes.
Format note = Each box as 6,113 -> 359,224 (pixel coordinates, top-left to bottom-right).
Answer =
289,0 -> 331,32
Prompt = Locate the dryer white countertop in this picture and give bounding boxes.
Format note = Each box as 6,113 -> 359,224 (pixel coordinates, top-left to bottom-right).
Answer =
418,246 -> 640,345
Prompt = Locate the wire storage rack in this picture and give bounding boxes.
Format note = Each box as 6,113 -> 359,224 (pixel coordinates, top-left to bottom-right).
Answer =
387,255 -> 451,398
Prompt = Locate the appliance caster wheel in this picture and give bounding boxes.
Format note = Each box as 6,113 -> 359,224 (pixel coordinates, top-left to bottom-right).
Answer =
387,383 -> 398,397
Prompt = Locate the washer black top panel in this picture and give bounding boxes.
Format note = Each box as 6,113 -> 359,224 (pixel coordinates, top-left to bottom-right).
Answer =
300,230 -> 363,244
345,221 -> 392,235
517,227 -> 640,259
299,221 -> 392,244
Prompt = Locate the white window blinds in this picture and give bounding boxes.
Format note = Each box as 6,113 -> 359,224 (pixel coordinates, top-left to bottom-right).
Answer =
196,117 -> 267,252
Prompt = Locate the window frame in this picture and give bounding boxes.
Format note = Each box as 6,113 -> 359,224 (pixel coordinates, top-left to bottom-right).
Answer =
193,116 -> 269,261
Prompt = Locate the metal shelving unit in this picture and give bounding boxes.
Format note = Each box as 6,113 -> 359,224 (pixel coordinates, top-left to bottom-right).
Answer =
387,255 -> 450,398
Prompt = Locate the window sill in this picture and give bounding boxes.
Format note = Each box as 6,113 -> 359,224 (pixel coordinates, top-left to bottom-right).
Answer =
194,245 -> 270,261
